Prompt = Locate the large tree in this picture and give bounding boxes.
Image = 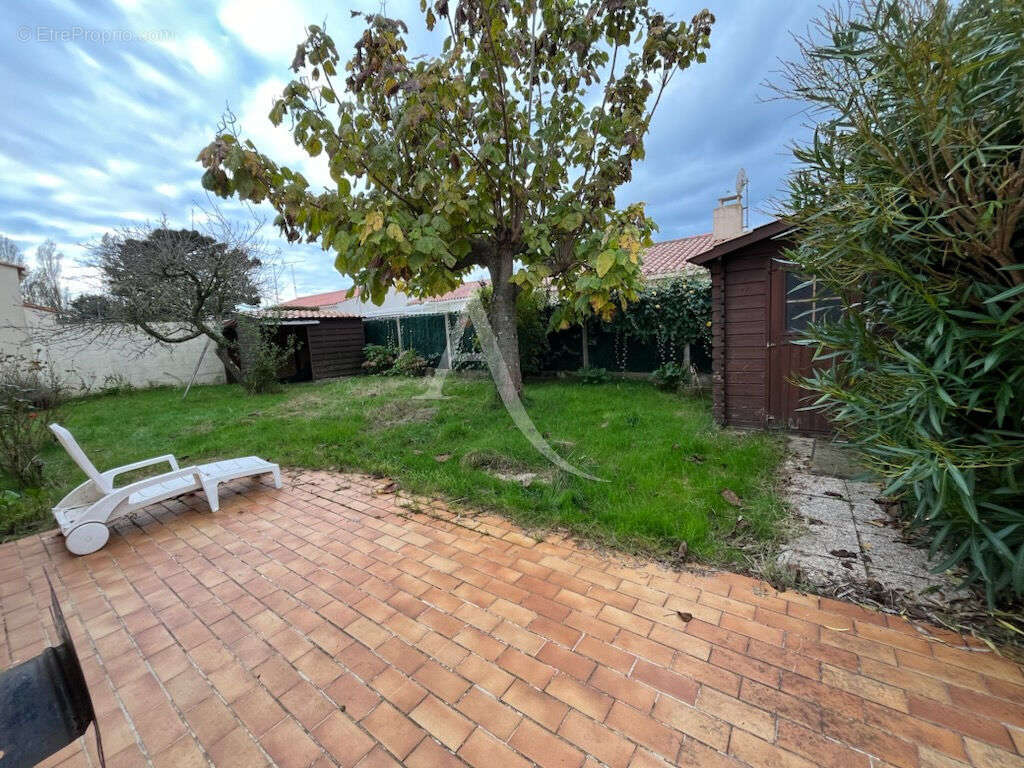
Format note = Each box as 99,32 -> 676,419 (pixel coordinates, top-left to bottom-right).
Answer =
0,235 -> 25,267
198,0 -> 714,393
88,219 -> 264,380
21,239 -> 68,312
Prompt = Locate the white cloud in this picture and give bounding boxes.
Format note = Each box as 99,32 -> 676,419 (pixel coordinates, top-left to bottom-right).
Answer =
154,183 -> 179,197
159,33 -> 225,79
217,0 -> 307,63
105,158 -> 140,176
32,173 -> 63,189
125,53 -> 188,97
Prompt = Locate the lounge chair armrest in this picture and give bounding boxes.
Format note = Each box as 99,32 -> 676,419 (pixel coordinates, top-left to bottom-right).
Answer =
102,454 -> 180,484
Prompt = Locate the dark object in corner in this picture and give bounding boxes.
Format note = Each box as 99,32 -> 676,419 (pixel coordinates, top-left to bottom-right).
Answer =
0,572 -> 104,767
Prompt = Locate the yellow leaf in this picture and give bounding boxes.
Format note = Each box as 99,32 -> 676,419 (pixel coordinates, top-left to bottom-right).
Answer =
596,250 -> 616,277
386,223 -> 404,242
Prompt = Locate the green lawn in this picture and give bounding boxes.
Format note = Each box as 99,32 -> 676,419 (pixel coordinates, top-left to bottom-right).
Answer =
1,376 -> 785,566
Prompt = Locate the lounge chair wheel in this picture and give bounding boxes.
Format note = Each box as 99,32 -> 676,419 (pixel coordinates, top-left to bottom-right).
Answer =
65,522 -> 110,556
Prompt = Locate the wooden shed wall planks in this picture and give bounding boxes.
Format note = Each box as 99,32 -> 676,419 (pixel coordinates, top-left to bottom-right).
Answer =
306,318 -> 365,379
712,247 -> 772,429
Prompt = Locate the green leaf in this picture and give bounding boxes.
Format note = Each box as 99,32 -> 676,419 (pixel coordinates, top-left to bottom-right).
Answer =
595,250 -> 616,278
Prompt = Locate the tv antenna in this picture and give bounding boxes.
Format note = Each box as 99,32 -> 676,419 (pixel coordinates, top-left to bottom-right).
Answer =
735,168 -> 749,230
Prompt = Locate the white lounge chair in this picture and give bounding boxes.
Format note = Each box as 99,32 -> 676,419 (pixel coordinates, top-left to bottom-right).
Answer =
48,424 -> 282,555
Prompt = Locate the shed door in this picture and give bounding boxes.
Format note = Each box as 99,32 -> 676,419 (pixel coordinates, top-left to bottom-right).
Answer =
767,261 -> 837,434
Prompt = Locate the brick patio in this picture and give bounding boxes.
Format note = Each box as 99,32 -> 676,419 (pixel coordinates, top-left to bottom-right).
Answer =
2,470 -> 1022,768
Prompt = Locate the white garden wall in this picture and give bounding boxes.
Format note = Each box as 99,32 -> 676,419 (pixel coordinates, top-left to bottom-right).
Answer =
24,309 -> 226,393
1,262 -> 226,393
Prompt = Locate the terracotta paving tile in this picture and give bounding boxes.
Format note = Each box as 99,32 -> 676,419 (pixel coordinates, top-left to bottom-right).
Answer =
409,694 -> 475,750
405,735 -> 464,767
233,685 -> 286,735
729,727 -> 818,768
152,734 -> 208,768
361,701 -> 426,760
456,685 -> 522,739
208,727 -> 270,768
4,470 -> 1021,768
776,719 -> 871,768
696,685 -> 774,742
502,678 -> 569,730
281,678 -> 339,729
509,717 -> 586,768
185,696 -> 237,748
459,727 -> 531,768
651,694 -> 731,752
559,709 -> 636,768
631,659 -> 699,704
313,710 -> 375,767
537,642 -> 597,681
612,630 -> 674,667
355,745 -> 404,768
606,701 -> 682,763
546,673 -> 614,721
371,666 -> 429,712
456,652 -> 515,696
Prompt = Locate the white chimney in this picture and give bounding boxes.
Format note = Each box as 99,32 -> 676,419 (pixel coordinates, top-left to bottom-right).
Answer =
712,194 -> 744,241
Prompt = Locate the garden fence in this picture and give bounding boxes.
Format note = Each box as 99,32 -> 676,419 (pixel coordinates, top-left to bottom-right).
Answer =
363,313 -> 709,374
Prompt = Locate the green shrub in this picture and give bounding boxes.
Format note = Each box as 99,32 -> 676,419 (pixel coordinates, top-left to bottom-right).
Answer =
781,0 -> 1024,603
239,322 -> 296,394
0,488 -> 51,541
99,372 -> 135,397
652,362 -> 690,392
573,367 -> 610,385
387,350 -> 429,377
362,344 -> 398,374
0,354 -> 65,488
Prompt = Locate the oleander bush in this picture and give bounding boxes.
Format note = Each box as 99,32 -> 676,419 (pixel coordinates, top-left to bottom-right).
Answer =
782,0 -> 1024,603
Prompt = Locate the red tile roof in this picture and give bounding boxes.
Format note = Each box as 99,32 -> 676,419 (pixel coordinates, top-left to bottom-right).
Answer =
411,280 -> 488,304
250,308 -> 358,320
278,288 -> 356,308
640,233 -> 715,279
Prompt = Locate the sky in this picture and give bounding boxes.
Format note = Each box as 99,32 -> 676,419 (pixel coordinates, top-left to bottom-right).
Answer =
0,0 -> 822,302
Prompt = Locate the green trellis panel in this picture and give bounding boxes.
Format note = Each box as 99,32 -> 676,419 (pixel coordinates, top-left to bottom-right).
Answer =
362,314 -> 465,364
362,312 -> 708,374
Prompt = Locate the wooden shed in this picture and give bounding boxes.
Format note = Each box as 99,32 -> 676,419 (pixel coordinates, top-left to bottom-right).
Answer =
691,220 -> 835,434
228,309 -> 365,382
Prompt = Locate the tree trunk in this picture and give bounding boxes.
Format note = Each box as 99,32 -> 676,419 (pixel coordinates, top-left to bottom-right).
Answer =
213,342 -> 243,383
487,256 -> 522,397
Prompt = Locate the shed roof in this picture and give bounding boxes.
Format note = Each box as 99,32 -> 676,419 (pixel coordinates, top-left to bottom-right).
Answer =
0,260 -> 27,274
690,220 -> 791,265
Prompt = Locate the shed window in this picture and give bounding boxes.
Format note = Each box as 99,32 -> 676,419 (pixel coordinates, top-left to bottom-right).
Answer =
785,272 -> 840,331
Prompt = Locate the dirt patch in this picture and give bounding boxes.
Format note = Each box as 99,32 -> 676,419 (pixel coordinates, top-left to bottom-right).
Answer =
347,378 -> 410,398
461,450 -> 554,487
270,392 -> 332,418
370,399 -> 438,428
